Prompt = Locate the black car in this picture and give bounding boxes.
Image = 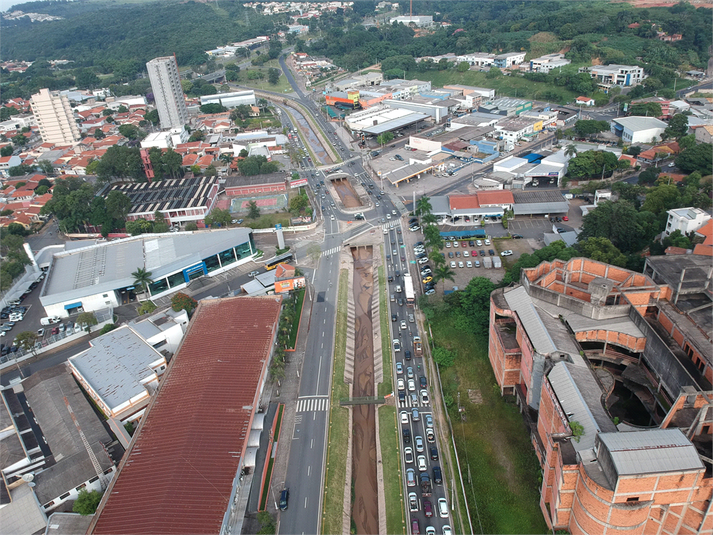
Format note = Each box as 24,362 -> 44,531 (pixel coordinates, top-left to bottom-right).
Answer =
404,349 -> 412,361
430,446 -> 438,461
398,298 -> 404,307
469,240 -> 474,247
403,428 -> 411,444
420,376 -> 427,388
392,314 -> 397,322
398,390 -> 406,401
480,250 -> 486,257
409,218 -> 418,225
433,466 -> 443,484
395,270 -> 400,278
489,249 -> 495,256
279,489 -> 289,511
511,233 -> 524,239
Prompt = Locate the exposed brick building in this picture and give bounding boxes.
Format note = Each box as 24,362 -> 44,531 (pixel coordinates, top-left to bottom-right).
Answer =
489,257 -> 712,533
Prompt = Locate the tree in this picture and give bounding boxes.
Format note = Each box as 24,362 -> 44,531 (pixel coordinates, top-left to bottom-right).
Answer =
118,124 -> 143,140
131,267 -> 153,294
664,114 -> 688,139
171,292 -> 198,314
456,61 -> 470,73
185,222 -> 198,231
105,191 -> 132,221
415,196 -> 432,217
432,347 -> 455,367
638,167 -> 661,185
459,277 -> 496,334
138,300 -> 158,315
579,200 -> 649,254
675,144 -> 712,175
231,104 -> 253,122
626,145 -> 642,157
0,145 -> 13,157
574,120 -> 609,137
204,208 -> 232,227
73,489 -> 103,515
376,132 -> 394,146
200,103 -> 227,114
76,312 -> 98,331
433,264 -> 455,292
145,109 -> 160,126
15,331 -> 38,355
575,237 -> 627,267
629,102 -> 662,117
289,194 -> 309,215
565,144 -> 578,158
268,68 -> 280,85
248,200 -> 261,219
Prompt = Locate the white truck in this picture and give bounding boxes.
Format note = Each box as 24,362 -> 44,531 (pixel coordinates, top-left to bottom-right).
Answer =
40,316 -> 61,326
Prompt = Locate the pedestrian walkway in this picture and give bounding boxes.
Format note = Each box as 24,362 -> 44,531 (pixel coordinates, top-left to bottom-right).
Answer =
296,396 -> 329,413
321,246 -> 341,257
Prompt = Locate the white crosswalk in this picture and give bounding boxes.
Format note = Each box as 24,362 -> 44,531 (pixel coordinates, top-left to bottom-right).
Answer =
321,246 -> 341,257
381,222 -> 399,231
296,396 -> 329,413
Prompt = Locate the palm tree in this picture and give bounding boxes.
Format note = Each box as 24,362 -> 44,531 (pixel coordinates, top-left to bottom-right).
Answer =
422,213 -> 437,226
565,144 -> 578,158
431,250 -> 446,268
416,195 -> 432,217
434,264 -> 456,293
131,267 -> 153,296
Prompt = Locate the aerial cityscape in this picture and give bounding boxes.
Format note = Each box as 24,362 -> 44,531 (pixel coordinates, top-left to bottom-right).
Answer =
0,1 -> 711,535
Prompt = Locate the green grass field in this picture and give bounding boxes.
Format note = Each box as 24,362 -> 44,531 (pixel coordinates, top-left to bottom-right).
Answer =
407,69 -> 579,103
286,288 -> 305,349
240,213 -> 290,230
429,310 -> 548,535
321,270 -> 350,535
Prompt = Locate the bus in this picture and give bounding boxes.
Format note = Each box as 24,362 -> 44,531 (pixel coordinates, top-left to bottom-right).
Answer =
265,252 -> 293,271
403,273 -> 415,306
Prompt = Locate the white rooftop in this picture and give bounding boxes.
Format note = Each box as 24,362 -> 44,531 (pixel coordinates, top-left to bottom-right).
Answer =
612,116 -> 667,131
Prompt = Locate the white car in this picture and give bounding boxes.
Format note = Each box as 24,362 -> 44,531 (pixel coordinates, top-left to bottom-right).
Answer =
392,209 -> 397,215
418,257 -> 429,264
463,250 -> 469,257
466,261 -> 472,268
484,239 -> 491,246
409,226 -> 421,232
393,339 -> 401,352
400,411 -> 409,424
400,320 -> 407,330
417,455 -> 427,472
409,492 -> 419,512
398,378 -> 405,391
386,214 -> 392,220
476,239 -> 483,246
420,389 -> 429,405
445,241 -> 451,248
450,261 -> 456,268
404,446 -> 414,463
442,526 -> 452,535
501,250 -> 514,256
458,261 -> 464,268
408,379 -> 416,392
438,498 -> 449,518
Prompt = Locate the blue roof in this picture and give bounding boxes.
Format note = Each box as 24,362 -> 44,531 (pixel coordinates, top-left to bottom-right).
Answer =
522,153 -> 544,163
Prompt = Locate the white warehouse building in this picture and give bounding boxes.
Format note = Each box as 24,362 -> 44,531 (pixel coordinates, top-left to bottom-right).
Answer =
610,116 -> 667,144
200,90 -> 256,108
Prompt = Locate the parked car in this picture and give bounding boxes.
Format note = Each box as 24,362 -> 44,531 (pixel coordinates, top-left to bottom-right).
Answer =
501,250 -> 513,256
37,328 -> 44,337
279,489 -> 289,511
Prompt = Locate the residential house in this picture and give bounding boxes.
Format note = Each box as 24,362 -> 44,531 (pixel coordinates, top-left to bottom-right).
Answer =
664,207 -> 712,237
0,155 -> 22,177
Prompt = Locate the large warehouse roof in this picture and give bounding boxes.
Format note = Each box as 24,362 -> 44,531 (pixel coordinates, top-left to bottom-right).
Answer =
90,296 -> 282,535
362,112 -> 429,135
41,228 -> 252,306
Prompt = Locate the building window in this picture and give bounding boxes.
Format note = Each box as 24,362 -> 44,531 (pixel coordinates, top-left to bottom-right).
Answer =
149,277 -> 169,295
102,294 -> 108,298
44,501 -> 55,509
203,253 -> 221,273
167,271 -> 184,288
60,492 -> 71,499
219,247 -> 237,267
75,483 -> 86,491
626,497 -> 639,503
89,476 -> 99,483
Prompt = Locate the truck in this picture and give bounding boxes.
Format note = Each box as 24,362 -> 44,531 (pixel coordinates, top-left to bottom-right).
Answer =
403,273 -> 415,306
413,336 -> 423,357
40,316 -> 61,326
482,257 -> 492,269
420,473 -> 432,497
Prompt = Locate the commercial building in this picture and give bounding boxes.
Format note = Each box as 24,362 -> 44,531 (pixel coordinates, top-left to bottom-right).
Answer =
428,191 -> 515,222
489,257 -> 712,533
325,90 -> 361,109
100,176 -> 219,225
389,15 -> 433,26
30,88 -> 81,145
1,366 -> 118,517
68,309 -> 188,423
610,116 -> 667,144
200,90 -> 256,109
493,52 -> 526,69
664,207 -> 712,237
88,296 -> 283,535
39,228 -> 257,317
529,53 -> 570,73
146,56 -> 189,129
579,64 -> 646,88
333,72 -> 383,91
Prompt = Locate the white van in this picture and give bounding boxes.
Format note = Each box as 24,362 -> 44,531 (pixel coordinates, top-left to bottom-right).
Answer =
40,316 -> 61,326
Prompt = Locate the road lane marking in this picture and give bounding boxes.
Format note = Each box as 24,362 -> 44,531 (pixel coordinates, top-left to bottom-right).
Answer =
304,497 -> 308,508
308,465 -> 311,476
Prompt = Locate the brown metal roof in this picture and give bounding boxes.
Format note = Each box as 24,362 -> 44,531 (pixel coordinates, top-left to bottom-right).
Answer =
90,296 -> 282,535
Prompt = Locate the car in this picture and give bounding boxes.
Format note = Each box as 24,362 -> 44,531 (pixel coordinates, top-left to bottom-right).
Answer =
406,366 -> 414,379
422,276 -> 433,284
420,269 -> 431,276
420,376 -> 427,388
425,414 -> 433,428
393,339 -> 401,352
415,435 -> 424,452
448,252 -> 454,259
375,202 -> 380,207
466,261 -> 472,268
420,389 -> 429,405
461,241 -> 467,247
471,250 -> 477,257
396,285 -> 402,293
411,408 -> 420,421
408,379 -> 416,391
51,326 -> 59,335
416,252 -> 427,260
392,313 -> 397,322
400,320 -> 407,330
409,492 -> 419,512
433,466 -> 443,484
386,214 -> 392,220
409,226 -> 421,232
37,328 -> 44,336
430,446 -> 438,461
423,500 -> 434,518
489,249 -> 495,256
398,378 -> 405,391
396,362 -> 403,374
480,250 -> 486,257
392,209 -> 397,216
458,261 -> 464,268
390,294 -> 395,302
426,526 -> 436,535
511,233 -> 524,239
279,489 -> 289,511
398,390 -> 406,402
450,261 -> 456,268
425,289 -> 436,295
398,298 -> 404,307
406,468 -> 416,486
395,154 -> 404,161
408,313 -> 415,323
445,241 -> 451,248
484,239 -> 491,246
438,498 -> 449,518
412,519 -> 420,535
563,215 -> 569,221
463,250 -> 469,257
426,428 -> 435,443
455,251 -> 461,258
404,350 -> 412,361
401,411 -> 409,424
414,246 -> 426,253
58,323 -> 65,333
418,257 -> 429,264
442,526 -> 452,535
404,446 -> 413,463
501,250 -> 513,256
474,260 -> 481,267
393,249 -> 398,256
452,241 -> 458,248
476,239 -> 483,246
417,455 -> 427,471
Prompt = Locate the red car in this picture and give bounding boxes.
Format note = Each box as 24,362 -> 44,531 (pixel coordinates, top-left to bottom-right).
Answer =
471,250 -> 478,257
51,326 -> 59,335
563,216 -> 569,221
461,241 -> 467,247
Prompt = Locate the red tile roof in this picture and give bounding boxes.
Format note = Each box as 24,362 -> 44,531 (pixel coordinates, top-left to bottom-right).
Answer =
695,219 -> 713,246
477,190 -> 514,206
449,194 -> 479,210
90,296 -> 282,535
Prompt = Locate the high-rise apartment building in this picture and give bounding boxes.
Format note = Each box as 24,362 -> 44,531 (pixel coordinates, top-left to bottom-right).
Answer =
146,56 -> 188,129
30,88 -> 81,145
